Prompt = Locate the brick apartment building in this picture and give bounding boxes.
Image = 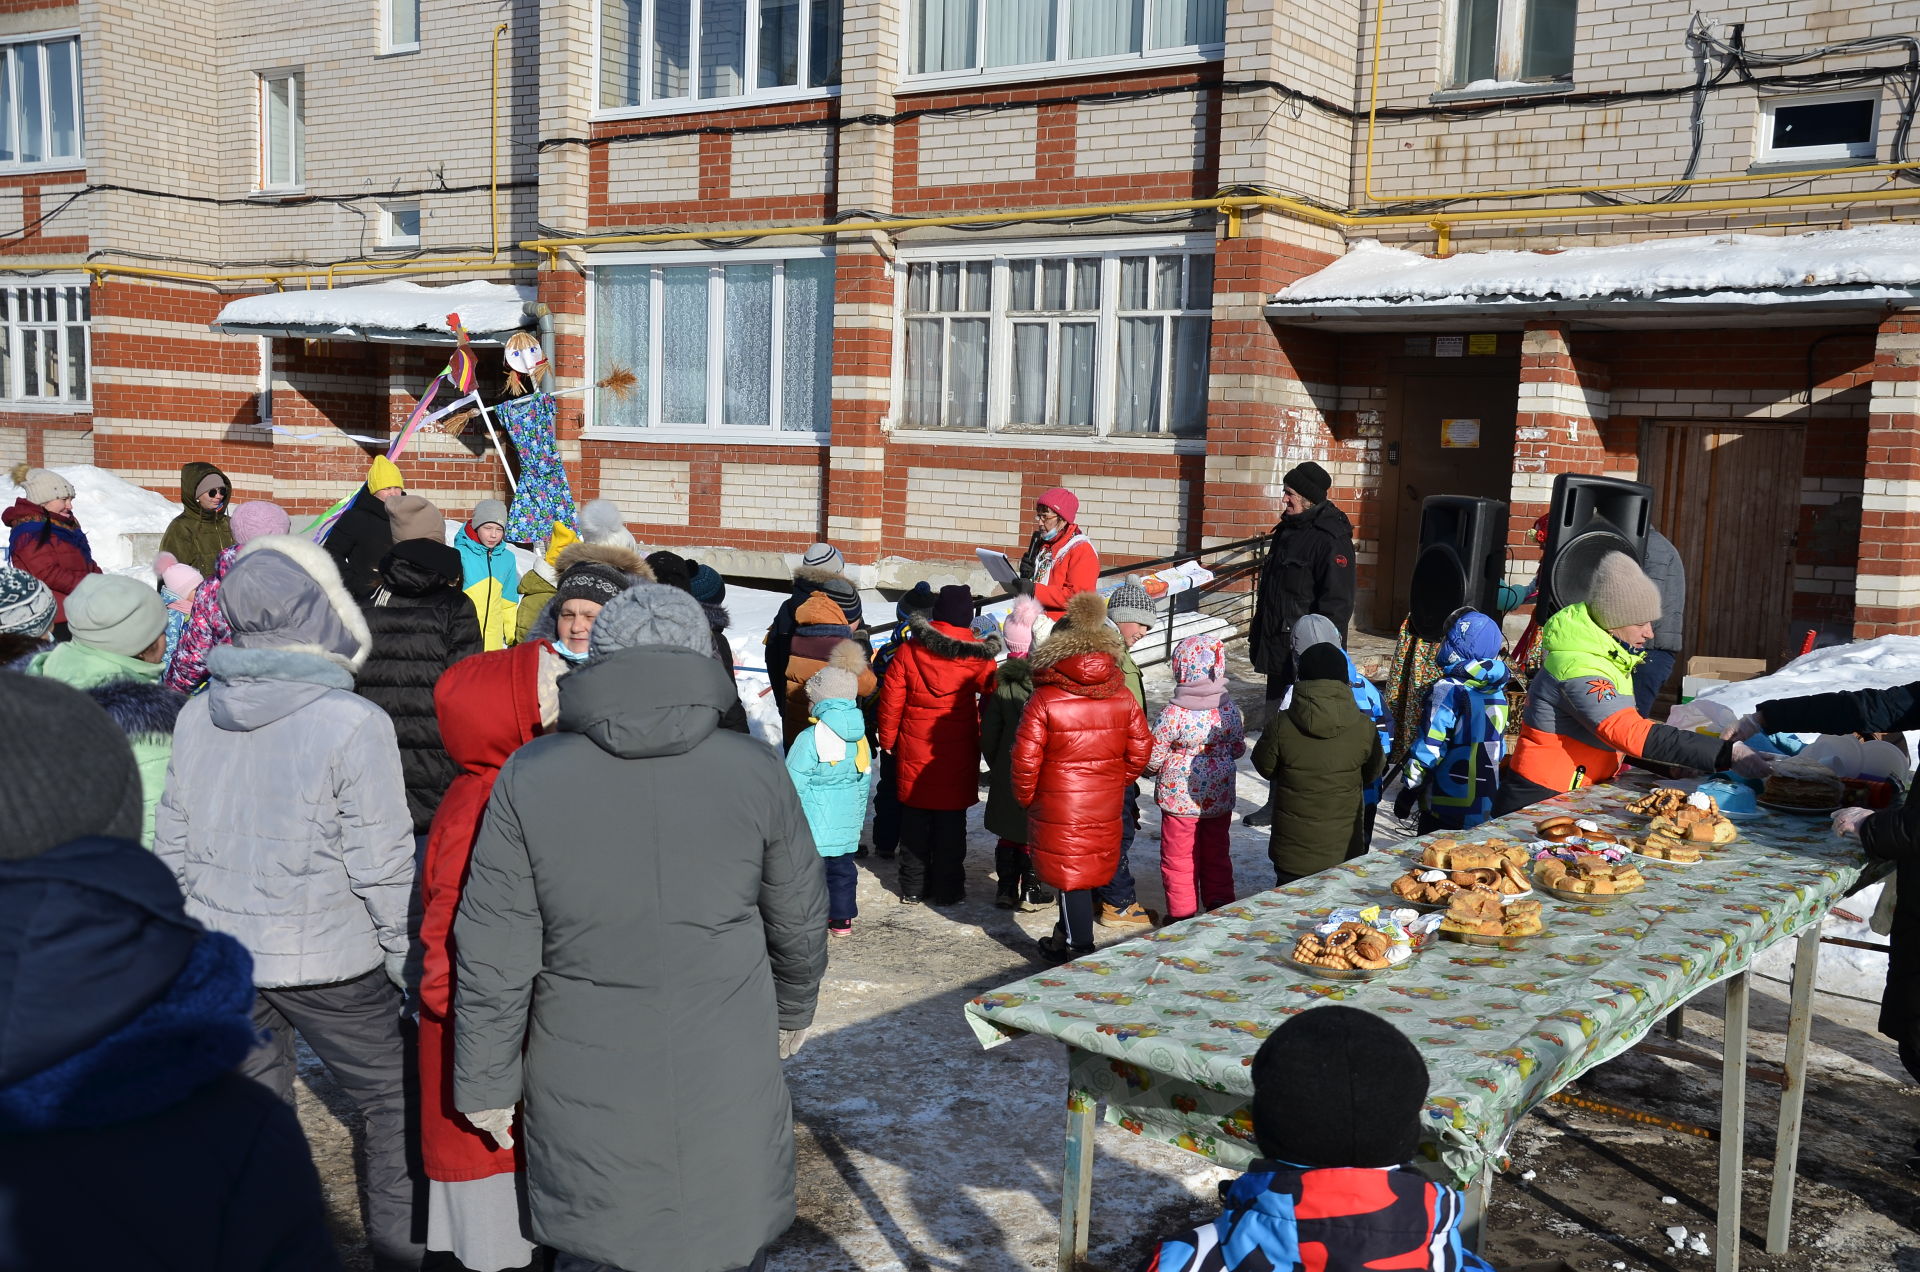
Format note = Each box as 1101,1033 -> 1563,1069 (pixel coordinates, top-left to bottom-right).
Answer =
1,0 -> 1917,663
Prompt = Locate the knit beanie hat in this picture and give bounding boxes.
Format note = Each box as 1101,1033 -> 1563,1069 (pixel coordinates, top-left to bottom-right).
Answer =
229,500 -> 291,544
65,574 -> 168,657
1251,1005 -> 1428,1167
1036,487 -> 1078,523
577,499 -> 636,549
806,640 -> 865,704
386,494 -> 445,544
1107,575 -> 1155,627
156,555 -> 205,600
896,581 -> 936,620
645,550 -> 694,594
686,559 -> 726,605
555,560 -> 628,610
1439,609 -> 1503,668
932,584 -> 973,627
821,576 -> 863,626
800,541 -> 844,575
587,582 -> 712,662
1586,552 -> 1662,630
10,463 -> 74,507
366,455 -> 405,495
469,498 -> 508,531
0,673 -> 145,860
1283,462 -> 1331,505
1296,641 -> 1349,684
0,567 -> 54,638
1172,634 -> 1226,685
1002,594 -> 1043,657
194,470 -> 228,501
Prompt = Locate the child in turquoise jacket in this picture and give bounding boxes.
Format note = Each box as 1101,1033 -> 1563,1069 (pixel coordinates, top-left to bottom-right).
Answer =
786,647 -> 872,935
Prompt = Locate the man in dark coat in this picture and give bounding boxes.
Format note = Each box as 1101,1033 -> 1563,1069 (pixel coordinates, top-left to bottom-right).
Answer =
0,673 -> 337,1272
324,455 -> 407,601
453,583 -> 827,1272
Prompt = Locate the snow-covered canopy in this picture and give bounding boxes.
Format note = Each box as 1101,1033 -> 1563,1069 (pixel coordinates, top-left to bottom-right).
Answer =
213,280 -> 536,344
1270,224 -> 1920,318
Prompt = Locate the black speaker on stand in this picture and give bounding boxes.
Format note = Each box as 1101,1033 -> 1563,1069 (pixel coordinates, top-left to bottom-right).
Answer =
1538,473 -> 1652,614
1409,495 -> 1508,641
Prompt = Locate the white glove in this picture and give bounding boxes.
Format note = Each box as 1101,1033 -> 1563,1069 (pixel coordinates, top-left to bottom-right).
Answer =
1727,713 -> 1765,743
778,1027 -> 810,1060
465,1107 -> 516,1149
1728,742 -> 1781,781
1831,807 -> 1873,840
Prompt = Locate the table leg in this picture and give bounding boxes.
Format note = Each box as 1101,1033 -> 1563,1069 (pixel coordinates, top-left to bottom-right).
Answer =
1766,925 -> 1821,1254
1718,970 -> 1750,1272
1460,1168 -> 1493,1251
1061,1087 -> 1095,1272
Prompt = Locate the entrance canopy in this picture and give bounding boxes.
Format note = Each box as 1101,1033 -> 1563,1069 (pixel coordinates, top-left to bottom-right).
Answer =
212,280 -> 537,345
1266,224 -> 1920,331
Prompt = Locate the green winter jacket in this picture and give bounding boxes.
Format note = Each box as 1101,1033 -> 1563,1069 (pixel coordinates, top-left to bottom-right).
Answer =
1251,677 -> 1384,879
980,656 -> 1035,843
1119,644 -> 1145,712
513,566 -> 556,645
26,640 -> 178,848
158,461 -> 234,577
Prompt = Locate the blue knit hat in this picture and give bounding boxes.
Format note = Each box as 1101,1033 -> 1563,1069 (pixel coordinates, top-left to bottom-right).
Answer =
1439,609 -> 1503,669
686,559 -> 725,605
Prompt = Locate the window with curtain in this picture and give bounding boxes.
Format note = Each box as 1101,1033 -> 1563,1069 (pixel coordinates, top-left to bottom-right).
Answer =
0,37 -> 82,169
258,71 -> 304,189
1449,0 -> 1576,87
900,243 -> 1212,437
0,280 -> 90,403
383,0 -> 420,51
600,0 -> 841,111
592,254 -> 834,434
911,0 -> 1221,76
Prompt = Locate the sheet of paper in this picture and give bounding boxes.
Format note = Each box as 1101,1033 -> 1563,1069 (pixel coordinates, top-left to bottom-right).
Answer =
975,548 -> 1019,587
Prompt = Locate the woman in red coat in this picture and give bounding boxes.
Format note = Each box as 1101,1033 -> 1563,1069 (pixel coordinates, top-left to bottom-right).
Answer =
878,584 -> 999,905
1014,486 -> 1099,620
1012,592 -> 1152,961
5,465 -> 99,631
419,636 -> 566,1271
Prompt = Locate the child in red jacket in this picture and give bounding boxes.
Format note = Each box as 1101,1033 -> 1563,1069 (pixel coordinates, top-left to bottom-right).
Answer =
5,465 -> 100,633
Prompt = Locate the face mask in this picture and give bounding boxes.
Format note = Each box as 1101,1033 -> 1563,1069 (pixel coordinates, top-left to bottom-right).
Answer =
1040,524 -> 1062,542
555,640 -> 591,664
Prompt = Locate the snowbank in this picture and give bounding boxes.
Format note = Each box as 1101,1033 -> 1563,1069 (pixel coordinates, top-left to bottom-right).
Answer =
1273,224 -> 1920,305
1674,636 -> 1920,743
724,585 -> 893,748
5,464 -> 178,573
215,280 -> 535,338
1752,880 -> 1890,1005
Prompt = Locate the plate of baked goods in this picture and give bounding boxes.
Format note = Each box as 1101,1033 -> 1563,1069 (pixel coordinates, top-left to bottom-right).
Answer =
1532,846 -> 1648,903
1535,814 -> 1630,847
1415,836 -> 1531,871
1389,857 -> 1532,910
1758,768 -> 1844,815
1439,886 -> 1547,945
1286,906 -> 1427,980
1627,833 -> 1711,864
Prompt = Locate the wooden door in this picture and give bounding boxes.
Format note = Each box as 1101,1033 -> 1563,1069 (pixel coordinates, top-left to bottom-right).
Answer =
1377,364 -> 1520,630
1641,421 -> 1804,664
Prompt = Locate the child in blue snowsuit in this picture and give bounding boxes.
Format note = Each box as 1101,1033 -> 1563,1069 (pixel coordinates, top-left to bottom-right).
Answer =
1288,614 -> 1394,839
1395,609 -> 1509,833
787,649 -> 872,934
1138,1005 -> 1495,1272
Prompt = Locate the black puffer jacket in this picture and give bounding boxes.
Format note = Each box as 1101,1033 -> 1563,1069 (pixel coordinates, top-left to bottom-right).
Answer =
358,540 -> 483,834
1250,498 -> 1356,681
324,486 -> 394,602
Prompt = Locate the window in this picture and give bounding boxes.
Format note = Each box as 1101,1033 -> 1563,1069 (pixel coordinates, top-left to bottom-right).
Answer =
598,0 -> 841,112
1449,0 -> 1575,87
911,0 -> 1224,79
900,240 -> 1212,437
591,252 -> 834,434
259,72 -> 305,190
0,36 -> 83,169
1758,91 -> 1879,164
382,0 -> 420,52
0,281 -> 90,405
380,201 -> 421,247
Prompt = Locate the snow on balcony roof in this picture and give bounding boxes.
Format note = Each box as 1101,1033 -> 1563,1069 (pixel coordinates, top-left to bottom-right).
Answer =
1271,224 -> 1920,307
213,280 -> 536,343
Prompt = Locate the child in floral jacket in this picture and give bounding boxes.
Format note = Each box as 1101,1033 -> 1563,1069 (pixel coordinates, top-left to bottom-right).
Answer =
1145,635 -> 1244,921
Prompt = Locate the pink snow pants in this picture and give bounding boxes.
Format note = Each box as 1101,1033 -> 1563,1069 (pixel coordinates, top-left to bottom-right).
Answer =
1159,812 -> 1235,921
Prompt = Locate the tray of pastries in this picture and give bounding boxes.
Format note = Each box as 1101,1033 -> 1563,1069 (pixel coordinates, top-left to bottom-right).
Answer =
1391,857 -> 1532,908
1532,848 -> 1647,902
1419,837 -> 1529,871
1535,814 -> 1625,845
1286,906 -> 1423,980
1439,886 -> 1546,944
1760,767 -> 1846,814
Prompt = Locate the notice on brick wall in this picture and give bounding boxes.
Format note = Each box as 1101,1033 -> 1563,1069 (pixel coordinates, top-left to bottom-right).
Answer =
1467,333 -> 1499,355
1435,335 -> 1465,357
1441,417 -> 1481,449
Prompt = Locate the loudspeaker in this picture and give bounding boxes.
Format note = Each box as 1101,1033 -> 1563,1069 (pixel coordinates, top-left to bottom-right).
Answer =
1538,473 -> 1652,613
1409,495 -> 1508,641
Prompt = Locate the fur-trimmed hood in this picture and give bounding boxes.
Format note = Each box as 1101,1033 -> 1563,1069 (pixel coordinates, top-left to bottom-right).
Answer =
793,562 -> 843,588
701,601 -> 729,633
1031,591 -> 1123,670
226,534 -> 374,673
554,541 -> 655,584
87,677 -> 187,740
905,615 -> 1003,662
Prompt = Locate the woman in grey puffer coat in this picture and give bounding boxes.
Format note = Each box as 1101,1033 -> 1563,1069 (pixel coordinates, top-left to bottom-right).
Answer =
155,533 -> 422,1270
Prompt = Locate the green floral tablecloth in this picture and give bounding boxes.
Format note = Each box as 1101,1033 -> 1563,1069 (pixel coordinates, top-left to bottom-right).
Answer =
963,780 -> 1867,1186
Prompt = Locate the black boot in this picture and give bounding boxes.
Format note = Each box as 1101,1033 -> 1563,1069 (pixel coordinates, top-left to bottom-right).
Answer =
1243,799 -> 1274,829
994,843 -> 1024,910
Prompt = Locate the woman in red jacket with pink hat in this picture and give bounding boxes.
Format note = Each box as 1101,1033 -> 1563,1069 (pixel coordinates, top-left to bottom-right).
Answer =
1016,486 -> 1098,620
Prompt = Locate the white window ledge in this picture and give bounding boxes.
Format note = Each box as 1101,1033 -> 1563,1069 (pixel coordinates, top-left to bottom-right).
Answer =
376,44 -> 421,58
0,159 -> 85,176
583,427 -> 830,446
901,46 -> 1221,96
249,187 -> 308,202
887,427 -> 1204,454
1430,79 -> 1574,105
0,401 -> 91,415
591,84 -> 839,125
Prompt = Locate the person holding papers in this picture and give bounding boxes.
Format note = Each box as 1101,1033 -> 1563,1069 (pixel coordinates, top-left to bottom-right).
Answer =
1014,488 -> 1098,620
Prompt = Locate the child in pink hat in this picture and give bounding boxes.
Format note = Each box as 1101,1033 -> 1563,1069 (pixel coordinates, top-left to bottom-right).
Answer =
1145,635 -> 1245,921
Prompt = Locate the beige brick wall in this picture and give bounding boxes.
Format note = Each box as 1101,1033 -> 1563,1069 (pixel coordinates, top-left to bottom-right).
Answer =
721,462 -> 821,535
41,430 -> 96,466
1076,95 -> 1210,178
904,467 -> 1021,543
598,455 -> 692,525
730,130 -> 836,203
0,426 -> 25,471
915,113 -> 1035,185
606,136 -> 703,204
1064,472 -> 1190,559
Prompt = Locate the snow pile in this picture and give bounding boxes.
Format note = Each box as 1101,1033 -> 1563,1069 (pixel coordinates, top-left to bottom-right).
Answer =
1674,636 -> 1920,741
1752,879 -> 1889,1004
4,464 -> 177,573
215,280 -> 535,338
722,585 -> 892,749
1272,224 -> 1920,306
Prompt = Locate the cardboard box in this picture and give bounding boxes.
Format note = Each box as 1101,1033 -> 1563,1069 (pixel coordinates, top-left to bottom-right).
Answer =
1685,656 -> 1768,681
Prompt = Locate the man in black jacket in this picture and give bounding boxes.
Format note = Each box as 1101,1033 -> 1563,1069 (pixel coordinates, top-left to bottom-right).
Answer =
1246,462 -> 1356,826
324,456 -> 408,602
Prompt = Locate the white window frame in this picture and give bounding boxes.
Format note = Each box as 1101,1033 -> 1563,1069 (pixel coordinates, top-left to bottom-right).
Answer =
1756,89 -> 1880,164
379,200 -> 422,247
379,0 -> 421,55
904,0 -> 1225,91
257,70 -> 305,192
584,245 -> 835,443
0,32 -> 84,173
890,234 -> 1214,441
0,275 -> 91,409
592,0 -> 842,122
1443,0 -> 1574,89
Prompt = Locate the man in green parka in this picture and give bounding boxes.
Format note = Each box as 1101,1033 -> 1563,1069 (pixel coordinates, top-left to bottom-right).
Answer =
158,461 -> 234,577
